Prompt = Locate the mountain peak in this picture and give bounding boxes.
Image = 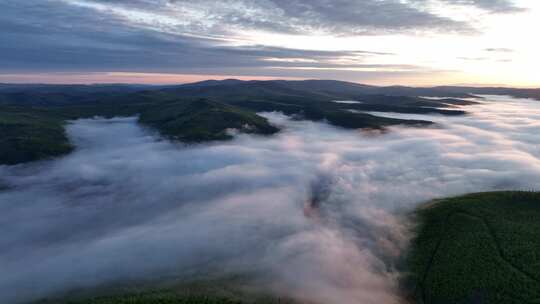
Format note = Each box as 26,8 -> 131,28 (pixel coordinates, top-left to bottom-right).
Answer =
182,79 -> 245,88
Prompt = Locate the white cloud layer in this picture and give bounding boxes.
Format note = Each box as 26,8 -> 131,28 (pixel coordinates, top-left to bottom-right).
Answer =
1,95 -> 540,303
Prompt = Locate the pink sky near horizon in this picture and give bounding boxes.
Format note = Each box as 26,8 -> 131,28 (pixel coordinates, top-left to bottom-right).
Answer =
2,1 -> 539,88
0,72 -> 307,85
1,72 -> 538,88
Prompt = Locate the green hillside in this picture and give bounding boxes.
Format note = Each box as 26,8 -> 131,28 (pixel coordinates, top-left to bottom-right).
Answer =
0,79 -> 473,165
0,103 -> 151,165
34,278 -> 295,304
138,100 -> 279,142
407,191 -> 540,304
0,107 -> 73,165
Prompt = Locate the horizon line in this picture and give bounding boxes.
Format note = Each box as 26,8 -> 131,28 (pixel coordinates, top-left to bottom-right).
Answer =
0,72 -> 538,89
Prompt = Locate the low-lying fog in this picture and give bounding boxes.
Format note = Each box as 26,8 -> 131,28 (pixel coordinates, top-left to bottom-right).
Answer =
1,96 -> 540,304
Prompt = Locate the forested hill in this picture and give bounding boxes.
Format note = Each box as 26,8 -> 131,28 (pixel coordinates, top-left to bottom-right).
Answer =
2,79 -> 538,107
407,191 -> 540,304
1,79 -> 536,166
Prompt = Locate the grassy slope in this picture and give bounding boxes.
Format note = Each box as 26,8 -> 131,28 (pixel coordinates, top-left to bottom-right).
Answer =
407,191 -> 540,304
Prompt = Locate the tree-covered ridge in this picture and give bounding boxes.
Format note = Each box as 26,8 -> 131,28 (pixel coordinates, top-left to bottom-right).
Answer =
139,100 -> 279,142
0,79 -> 477,165
0,100 -> 280,165
34,278 -> 296,304
407,191 -> 540,304
0,107 -> 73,165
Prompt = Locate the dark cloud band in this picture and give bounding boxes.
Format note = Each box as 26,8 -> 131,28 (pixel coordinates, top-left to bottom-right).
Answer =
0,0 -> 524,76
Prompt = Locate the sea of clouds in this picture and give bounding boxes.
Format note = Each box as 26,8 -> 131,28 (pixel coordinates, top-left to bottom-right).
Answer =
1,95 -> 540,304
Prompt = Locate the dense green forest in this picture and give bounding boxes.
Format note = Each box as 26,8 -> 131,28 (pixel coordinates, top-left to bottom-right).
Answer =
139,100 -> 279,142
406,191 -> 540,304
0,79 -> 536,165
0,107 -> 73,165
1,79 -> 468,165
34,278 -> 295,304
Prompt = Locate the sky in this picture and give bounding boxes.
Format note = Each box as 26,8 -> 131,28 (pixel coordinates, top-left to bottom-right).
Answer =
1,0 -> 539,86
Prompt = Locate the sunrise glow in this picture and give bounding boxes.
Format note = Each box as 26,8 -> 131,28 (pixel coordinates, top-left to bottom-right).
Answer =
2,0 -> 539,86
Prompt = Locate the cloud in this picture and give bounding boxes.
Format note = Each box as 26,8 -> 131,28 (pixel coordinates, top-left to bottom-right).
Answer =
77,0 -> 473,35
0,0 -> 526,80
457,56 -> 488,61
445,0 -> 525,13
485,48 -> 515,52
1,95 -> 540,304
78,0 -> 525,37
0,0 -> 406,75
411,0 -> 525,14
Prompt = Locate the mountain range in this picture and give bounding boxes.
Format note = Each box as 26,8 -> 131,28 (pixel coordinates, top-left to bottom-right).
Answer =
1,79 -> 538,165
